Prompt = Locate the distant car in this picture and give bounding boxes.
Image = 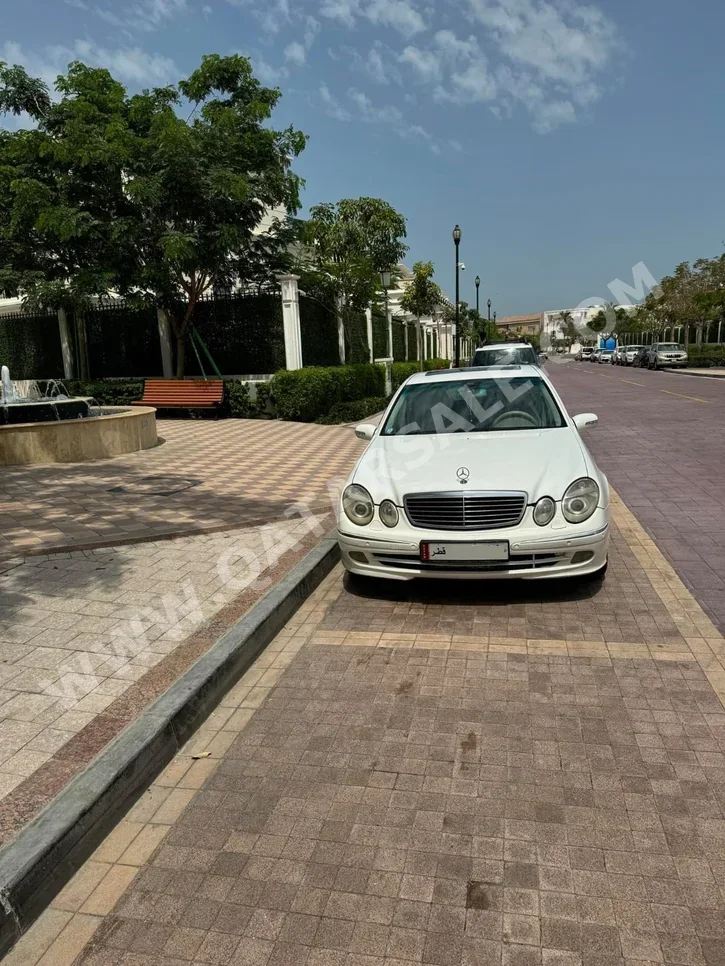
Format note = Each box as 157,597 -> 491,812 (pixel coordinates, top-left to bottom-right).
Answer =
646,343 -> 688,370
598,350 -> 615,365
590,350 -> 602,363
632,347 -> 649,368
469,343 -> 540,368
617,345 -> 645,366
576,347 -> 595,362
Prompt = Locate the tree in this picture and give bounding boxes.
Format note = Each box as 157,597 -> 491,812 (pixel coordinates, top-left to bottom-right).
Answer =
302,197 -> 408,350
0,54 -> 306,377
588,310 -> 608,338
399,261 -> 444,369
557,311 -> 579,348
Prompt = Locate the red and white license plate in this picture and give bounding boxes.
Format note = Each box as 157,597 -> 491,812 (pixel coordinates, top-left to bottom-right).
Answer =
421,541 -> 509,562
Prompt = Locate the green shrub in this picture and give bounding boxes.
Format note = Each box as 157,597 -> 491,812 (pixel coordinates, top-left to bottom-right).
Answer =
255,381 -> 272,415
316,396 -> 389,425
687,345 -> 725,368
423,358 -> 450,371
224,379 -> 254,417
270,364 -> 385,422
63,379 -> 143,405
391,362 -> 419,390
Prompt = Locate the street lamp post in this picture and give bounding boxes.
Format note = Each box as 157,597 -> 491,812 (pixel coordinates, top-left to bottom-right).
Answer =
380,270 -> 392,359
475,276 -> 480,316
493,310 -> 497,326
453,225 -> 462,368
487,298 -> 492,323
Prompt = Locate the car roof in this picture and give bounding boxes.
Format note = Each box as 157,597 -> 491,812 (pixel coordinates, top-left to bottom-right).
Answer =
473,343 -> 536,352
406,364 -> 545,386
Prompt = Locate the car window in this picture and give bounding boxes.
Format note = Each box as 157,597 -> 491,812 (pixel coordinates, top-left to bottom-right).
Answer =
657,344 -> 683,351
472,347 -> 536,367
383,377 -> 566,436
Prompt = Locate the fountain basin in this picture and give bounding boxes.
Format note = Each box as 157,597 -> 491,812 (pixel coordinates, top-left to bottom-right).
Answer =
0,398 -> 91,425
0,406 -> 157,466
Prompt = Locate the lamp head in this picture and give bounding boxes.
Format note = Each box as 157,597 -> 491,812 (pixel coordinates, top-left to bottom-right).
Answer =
475,276 -> 480,288
452,225 -> 462,244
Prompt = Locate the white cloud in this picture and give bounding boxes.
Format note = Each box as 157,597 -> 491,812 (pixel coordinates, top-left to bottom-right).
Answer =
284,41 -> 307,66
226,0 -> 292,33
253,55 -> 289,86
320,83 -> 352,121
130,0 -> 187,29
1,39 -> 177,90
349,88 -> 403,125
399,46 -> 441,84
449,139 -> 464,151
343,41 -> 401,85
320,0 -> 426,37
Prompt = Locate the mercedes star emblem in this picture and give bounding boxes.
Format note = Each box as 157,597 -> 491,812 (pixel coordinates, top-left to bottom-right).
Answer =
456,467 -> 470,484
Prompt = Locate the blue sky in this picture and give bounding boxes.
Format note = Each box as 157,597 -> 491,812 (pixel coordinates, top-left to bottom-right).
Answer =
3,0 -> 725,314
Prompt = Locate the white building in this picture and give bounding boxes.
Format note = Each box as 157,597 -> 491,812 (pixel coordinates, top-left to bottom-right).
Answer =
542,304 -> 636,346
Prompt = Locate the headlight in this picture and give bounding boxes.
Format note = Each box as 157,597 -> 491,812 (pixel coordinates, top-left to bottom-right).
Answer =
562,478 -> 599,524
379,500 -> 399,528
533,497 -> 556,526
342,485 -> 374,526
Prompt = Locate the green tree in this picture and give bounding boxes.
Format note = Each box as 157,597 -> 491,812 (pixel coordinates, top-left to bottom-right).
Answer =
0,54 -> 306,377
557,311 -> 579,347
302,197 -> 408,350
588,310 -> 608,338
399,261 -> 444,369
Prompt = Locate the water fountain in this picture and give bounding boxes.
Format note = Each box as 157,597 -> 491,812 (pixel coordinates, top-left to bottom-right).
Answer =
0,366 -> 91,425
0,365 -> 157,465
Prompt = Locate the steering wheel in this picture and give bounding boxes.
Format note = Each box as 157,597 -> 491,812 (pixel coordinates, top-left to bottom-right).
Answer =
490,410 -> 539,430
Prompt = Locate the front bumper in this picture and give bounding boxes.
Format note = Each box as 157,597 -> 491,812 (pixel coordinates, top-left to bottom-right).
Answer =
338,509 -> 610,581
660,359 -> 687,368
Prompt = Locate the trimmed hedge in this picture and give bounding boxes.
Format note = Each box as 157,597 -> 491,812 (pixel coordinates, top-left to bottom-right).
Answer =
64,379 -> 144,405
687,345 -> 725,368
391,358 -> 450,392
317,396 -> 389,425
270,363 -> 386,422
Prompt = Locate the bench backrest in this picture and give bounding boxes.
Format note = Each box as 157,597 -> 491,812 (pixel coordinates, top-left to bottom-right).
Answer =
140,379 -> 224,405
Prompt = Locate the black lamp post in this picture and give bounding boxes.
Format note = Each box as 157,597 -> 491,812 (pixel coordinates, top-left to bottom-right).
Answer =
380,270 -> 392,358
475,276 -> 480,316
453,225 -> 462,367
487,298 -> 492,323
493,310 -> 497,326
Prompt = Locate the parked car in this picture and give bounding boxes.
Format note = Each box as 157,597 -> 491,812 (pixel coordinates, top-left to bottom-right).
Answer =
340,365 -> 610,583
632,347 -> 649,368
617,345 -> 645,366
590,349 -> 602,363
576,347 -> 595,362
469,342 -> 539,368
598,350 -> 615,364
646,343 -> 688,370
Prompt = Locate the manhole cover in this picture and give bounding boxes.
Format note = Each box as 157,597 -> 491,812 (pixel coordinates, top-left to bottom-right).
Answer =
107,476 -> 202,497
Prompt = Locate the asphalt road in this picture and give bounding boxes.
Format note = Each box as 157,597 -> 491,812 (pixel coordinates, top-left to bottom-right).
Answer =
547,357 -> 725,632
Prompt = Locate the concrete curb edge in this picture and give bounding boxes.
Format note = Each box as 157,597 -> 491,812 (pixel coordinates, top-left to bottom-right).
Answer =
0,532 -> 341,957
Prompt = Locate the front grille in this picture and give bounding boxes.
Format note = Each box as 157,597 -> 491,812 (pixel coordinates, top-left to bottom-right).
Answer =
404,491 -> 527,531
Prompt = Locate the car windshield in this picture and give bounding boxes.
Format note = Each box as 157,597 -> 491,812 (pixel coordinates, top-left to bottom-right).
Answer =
626,346 -> 644,351
601,351 -> 613,356
658,344 -> 683,351
472,347 -> 536,366
382,376 -> 566,436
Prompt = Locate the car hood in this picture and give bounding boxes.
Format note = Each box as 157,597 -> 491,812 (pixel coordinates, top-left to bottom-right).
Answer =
353,429 -> 591,505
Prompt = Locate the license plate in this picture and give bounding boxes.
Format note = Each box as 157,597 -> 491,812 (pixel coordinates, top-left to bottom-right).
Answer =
421,541 -> 509,562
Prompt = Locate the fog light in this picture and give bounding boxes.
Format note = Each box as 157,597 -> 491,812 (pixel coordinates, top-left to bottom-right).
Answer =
571,551 -> 594,564
349,551 -> 368,564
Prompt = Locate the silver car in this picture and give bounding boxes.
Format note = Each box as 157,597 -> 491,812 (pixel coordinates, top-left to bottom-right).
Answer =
617,345 -> 646,366
646,343 -> 688,370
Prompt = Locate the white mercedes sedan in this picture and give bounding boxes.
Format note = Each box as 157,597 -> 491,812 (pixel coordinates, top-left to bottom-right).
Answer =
337,365 -> 610,581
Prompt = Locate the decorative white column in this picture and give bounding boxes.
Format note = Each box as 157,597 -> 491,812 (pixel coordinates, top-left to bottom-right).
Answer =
336,294 -> 346,365
387,306 -> 393,360
278,275 -> 303,370
404,322 -> 409,360
156,308 -> 174,378
57,308 -> 75,379
365,307 -> 374,363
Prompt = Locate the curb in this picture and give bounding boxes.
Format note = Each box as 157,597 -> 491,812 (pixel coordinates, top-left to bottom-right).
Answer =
665,368 -> 725,380
0,532 -> 341,958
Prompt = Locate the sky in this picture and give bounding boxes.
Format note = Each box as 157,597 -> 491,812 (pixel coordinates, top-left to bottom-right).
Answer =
2,0 -> 725,315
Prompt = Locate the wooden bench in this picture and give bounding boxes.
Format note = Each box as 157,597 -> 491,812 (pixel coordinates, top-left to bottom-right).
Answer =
132,379 -> 225,415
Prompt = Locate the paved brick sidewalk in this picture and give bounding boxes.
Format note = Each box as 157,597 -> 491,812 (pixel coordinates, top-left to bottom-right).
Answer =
12,497 -> 725,966
0,419 -> 363,559
547,362 -> 725,634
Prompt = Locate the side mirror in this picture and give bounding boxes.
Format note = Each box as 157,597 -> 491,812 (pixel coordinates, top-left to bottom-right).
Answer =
355,423 -> 377,441
573,413 -> 598,432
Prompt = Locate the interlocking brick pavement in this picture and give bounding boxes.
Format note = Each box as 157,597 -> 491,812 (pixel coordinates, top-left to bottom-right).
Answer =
0,419 -> 364,558
547,362 -> 725,635
11,496 -> 725,966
